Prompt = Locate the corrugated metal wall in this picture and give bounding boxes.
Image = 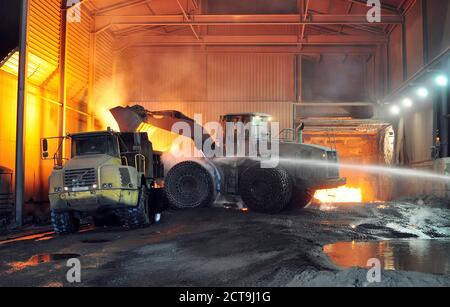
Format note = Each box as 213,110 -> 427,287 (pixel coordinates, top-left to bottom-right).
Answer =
65,2 -> 116,132
120,51 -> 294,130
388,25 -> 403,92
94,31 -> 114,94
28,0 -> 61,89
139,100 -> 293,131
301,54 -> 367,102
404,107 -> 434,163
65,2 -> 92,115
24,0 -> 62,201
207,54 -> 294,102
405,0 -> 424,78
0,0 -> 117,203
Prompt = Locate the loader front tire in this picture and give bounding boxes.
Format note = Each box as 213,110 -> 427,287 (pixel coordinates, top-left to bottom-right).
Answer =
165,161 -> 216,209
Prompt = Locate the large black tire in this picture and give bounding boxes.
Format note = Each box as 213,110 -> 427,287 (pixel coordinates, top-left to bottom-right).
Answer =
239,166 -> 292,214
51,211 -> 80,235
289,188 -> 314,209
116,186 -> 150,229
164,161 -> 216,209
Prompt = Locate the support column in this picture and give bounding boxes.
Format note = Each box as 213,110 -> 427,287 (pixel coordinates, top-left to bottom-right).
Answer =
59,1 -> 68,161
14,0 -> 30,227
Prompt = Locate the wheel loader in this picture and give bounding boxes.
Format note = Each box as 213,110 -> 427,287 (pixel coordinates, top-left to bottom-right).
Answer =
42,129 -> 164,234
110,105 -> 346,214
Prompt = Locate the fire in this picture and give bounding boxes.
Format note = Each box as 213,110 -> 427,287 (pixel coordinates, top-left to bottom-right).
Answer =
314,186 -> 363,203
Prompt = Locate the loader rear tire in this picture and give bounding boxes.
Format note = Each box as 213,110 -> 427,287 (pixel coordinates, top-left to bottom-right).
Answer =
116,186 -> 150,229
239,166 -> 292,214
51,211 -> 80,235
165,161 -> 216,209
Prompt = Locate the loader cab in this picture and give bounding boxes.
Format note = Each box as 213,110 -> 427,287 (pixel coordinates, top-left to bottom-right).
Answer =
220,113 -> 272,156
220,113 -> 272,143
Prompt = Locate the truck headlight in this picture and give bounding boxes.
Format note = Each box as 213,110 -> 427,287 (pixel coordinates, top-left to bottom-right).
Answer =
54,187 -> 62,193
64,187 -> 69,192
93,184 -> 98,189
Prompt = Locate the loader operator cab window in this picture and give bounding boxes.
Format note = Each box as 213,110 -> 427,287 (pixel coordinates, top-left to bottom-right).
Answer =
221,114 -> 271,144
71,134 -> 120,158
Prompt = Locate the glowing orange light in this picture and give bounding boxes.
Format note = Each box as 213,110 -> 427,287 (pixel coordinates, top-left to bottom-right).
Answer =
0,50 -> 57,85
6,254 -> 52,273
102,109 -> 121,131
314,186 -> 363,203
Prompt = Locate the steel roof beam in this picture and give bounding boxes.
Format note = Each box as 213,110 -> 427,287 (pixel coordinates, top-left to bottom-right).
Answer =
175,0 -> 200,40
95,13 -> 403,32
114,34 -> 387,49
95,0 -> 154,15
347,0 -> 401,14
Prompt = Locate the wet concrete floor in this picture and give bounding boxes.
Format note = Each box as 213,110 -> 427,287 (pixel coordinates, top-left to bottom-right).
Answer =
1,201 -> 450,287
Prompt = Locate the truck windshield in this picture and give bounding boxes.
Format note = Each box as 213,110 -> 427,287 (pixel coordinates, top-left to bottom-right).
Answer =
71,135 -> 119,158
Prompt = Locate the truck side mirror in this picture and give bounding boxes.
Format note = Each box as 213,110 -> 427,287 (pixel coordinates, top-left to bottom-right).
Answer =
42,139 -> 49,158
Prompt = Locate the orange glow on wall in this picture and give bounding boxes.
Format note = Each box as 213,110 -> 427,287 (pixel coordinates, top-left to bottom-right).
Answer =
303,131 -> 386,202
0,71 -> 18,181
0,50 -> 58,86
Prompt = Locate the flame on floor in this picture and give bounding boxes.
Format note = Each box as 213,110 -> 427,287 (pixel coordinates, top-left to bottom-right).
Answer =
314,186 -> 363,203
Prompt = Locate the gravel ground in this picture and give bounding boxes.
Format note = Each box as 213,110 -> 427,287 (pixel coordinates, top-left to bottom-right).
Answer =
1,200 -> 450,287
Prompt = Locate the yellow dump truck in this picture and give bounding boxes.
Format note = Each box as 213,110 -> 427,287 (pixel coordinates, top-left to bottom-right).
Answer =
42,129 -> 164,234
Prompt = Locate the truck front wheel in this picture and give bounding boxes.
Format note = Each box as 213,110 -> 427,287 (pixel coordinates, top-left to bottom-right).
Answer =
116,186 -> 150,229
51,211 -> 80,235
239,166 -> 292,214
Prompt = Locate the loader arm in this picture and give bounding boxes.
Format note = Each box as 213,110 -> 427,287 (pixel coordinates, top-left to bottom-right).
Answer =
110,105 -> 217,153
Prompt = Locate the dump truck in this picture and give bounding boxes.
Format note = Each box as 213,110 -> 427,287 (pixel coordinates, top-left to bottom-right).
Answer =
111,105 -> 346,214
42,129 -> 164,234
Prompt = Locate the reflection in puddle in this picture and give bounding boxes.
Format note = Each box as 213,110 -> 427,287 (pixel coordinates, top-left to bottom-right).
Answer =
0,231 -> 55,245
7,253 -> 80,273
324,239 -> 450,275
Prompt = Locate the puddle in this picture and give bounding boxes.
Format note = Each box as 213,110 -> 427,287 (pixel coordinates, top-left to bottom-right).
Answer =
7,253 -> 80,272
324,239 -> 450,275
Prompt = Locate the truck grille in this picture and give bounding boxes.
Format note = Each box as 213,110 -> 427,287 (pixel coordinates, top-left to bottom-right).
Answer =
326,151 -> 339,178
64,168 -> 97,188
